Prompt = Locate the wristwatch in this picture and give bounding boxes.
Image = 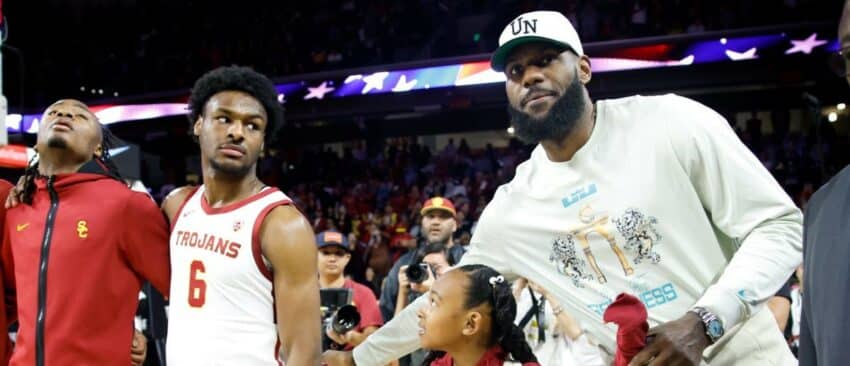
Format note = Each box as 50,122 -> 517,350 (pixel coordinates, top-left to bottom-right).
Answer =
689,307 -> 724,344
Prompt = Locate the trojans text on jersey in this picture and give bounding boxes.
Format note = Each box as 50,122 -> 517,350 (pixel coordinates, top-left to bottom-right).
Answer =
173,230 -> 242,258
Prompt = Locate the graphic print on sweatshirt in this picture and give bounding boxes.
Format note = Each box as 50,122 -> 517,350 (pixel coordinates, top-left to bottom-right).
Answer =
549,204 -> 662,286
540,178 -> 680,318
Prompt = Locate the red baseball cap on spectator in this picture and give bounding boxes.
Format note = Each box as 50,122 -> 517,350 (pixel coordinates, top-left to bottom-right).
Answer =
420,197 -> 456,217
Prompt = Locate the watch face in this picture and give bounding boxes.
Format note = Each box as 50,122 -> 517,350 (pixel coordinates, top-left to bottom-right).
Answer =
707,320 -> 724,338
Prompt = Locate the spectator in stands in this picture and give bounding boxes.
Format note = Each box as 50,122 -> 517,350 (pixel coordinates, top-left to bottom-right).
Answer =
395,243 -> 457,316
317,230 -> 383,349
364,221 -> 394,294
379,197 -> 465,322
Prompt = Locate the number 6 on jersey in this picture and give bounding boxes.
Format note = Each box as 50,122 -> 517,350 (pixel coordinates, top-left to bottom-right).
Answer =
188,260 -> 206,307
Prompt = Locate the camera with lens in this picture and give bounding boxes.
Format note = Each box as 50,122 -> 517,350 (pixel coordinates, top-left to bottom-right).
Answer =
327,305 -> 360,334
404,261 -> 434,284
320,288 -> 361,351
405,243 -> 457,285
404,261 -> 437,283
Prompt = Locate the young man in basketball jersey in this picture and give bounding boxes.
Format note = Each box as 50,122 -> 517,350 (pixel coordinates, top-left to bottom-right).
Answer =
162,66 -> 321,365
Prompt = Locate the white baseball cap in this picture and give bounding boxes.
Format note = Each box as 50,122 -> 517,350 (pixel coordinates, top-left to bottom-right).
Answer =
490,11 -> 584,71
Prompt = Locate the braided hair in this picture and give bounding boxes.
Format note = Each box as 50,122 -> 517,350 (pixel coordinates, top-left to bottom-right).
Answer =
421,264 -> 538,365
93,127 -> 125,182
20,125 -> 125,204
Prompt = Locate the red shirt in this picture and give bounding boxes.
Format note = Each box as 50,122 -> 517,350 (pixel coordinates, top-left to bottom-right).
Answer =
3,173 -> 170,366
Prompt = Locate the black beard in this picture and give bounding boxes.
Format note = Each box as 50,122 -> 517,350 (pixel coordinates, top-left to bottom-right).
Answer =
507,75 -> 587,144
210,158 -> 252,177
46,136 -> 69,149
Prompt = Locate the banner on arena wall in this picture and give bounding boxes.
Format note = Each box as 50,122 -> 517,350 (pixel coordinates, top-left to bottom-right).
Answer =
4,27 -> 840,132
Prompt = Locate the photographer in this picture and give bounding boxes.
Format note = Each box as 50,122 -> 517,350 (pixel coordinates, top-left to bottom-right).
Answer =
317,231 -> 383,349
379,197 -> 465,323
395,243 -> 456,316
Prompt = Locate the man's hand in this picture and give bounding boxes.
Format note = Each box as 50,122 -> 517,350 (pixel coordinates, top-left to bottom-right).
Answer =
5,175 -> 25,209
130,330 -> 147,366
326,328 -> 365,347
628,312 -> 709,366
321,350 -> 355,366
326,327 -> 349,345
398,266 -> 410,293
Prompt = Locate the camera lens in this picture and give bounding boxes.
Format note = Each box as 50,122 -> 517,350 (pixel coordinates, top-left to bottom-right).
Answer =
331,305 -> 361,334
405,263 -> 428,284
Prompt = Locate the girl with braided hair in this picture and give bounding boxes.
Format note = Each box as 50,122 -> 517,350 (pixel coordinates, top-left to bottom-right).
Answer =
417,264 -> 539,366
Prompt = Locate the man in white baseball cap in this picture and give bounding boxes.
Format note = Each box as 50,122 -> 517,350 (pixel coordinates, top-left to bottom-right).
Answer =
490,10 -> 584,72
324,10 -> 800,366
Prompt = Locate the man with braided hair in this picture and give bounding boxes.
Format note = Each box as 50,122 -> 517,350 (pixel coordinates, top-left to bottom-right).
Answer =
1,99 -> 171,366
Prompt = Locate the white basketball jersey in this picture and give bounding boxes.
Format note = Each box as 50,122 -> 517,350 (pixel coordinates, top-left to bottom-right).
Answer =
167,186 -> 291,366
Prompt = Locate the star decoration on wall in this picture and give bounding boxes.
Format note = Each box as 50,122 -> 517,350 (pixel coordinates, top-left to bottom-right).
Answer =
303,81 -> 336,100
785,33 -> 828,55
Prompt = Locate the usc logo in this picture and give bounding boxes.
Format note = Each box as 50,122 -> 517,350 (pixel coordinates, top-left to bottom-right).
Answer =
77,220 -> 89,239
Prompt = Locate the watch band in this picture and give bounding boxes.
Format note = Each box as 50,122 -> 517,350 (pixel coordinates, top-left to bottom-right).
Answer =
690,306 -> 723,344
